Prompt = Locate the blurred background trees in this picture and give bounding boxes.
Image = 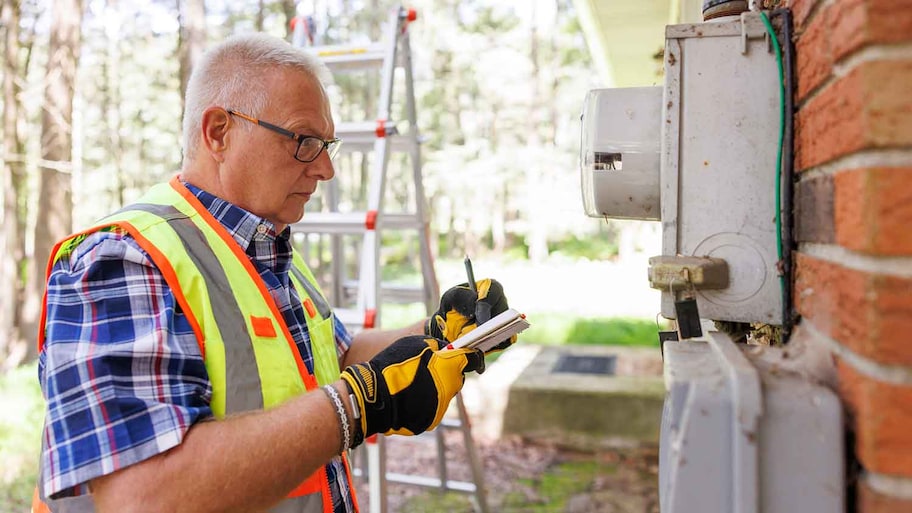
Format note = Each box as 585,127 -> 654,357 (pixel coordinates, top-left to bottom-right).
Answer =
0,0 -> 650,369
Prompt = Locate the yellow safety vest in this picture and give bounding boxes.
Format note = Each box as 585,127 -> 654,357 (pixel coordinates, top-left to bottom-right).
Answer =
35,177 -> 358,513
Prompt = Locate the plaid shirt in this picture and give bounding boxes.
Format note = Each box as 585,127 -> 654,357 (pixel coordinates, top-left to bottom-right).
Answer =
39,181 -> 355,512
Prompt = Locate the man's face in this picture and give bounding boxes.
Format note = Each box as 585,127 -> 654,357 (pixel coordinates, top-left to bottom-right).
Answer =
221,69 -> 335,230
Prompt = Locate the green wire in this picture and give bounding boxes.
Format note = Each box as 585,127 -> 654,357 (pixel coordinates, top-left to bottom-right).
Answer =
759,10 -> 786,305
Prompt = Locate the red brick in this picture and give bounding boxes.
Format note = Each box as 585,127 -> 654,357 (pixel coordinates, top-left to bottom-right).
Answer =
794,254 -> 912,367
796,5 -> 833,100
831,0 -> 912,61
788,0 -> 824,32
836,360 -> 912,477
796,60 -> 912,170
859,476 -> 912,513
836,168 -> 912,255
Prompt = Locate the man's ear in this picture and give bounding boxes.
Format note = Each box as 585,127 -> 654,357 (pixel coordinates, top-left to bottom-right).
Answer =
200,107 -> 232,162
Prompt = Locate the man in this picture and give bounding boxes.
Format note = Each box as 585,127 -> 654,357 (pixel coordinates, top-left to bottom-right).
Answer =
35,33 -> 512,513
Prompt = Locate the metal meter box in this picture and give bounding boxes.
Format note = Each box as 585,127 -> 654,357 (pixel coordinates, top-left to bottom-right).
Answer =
580,87 -> 662,221
660,332 -> 844,512
660,14 -> 783,324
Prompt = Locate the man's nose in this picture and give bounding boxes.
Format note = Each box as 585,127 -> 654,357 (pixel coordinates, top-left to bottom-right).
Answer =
308,151 -> 335,181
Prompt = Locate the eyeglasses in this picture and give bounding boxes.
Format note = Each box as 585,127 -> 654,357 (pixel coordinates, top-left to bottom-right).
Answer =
227,109 -> 342,163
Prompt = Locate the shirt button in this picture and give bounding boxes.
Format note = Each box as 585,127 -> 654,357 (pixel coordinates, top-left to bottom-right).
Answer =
256,224 -> 267,234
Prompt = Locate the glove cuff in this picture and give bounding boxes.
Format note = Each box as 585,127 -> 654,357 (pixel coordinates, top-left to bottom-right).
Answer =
341,366 -> 375,438
340,378 -> 365,448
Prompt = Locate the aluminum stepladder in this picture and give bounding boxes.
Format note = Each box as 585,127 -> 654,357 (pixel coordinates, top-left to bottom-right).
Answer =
290,6 -> 490,513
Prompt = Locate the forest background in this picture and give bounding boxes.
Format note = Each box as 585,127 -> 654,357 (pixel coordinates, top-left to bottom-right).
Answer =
0,0 -> 665,367
1,0 -> 663,507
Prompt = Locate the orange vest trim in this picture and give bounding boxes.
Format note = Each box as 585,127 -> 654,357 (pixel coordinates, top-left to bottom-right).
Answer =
31,486 -> 51,513
170,177 -> 318,390
37,221 -> 206,358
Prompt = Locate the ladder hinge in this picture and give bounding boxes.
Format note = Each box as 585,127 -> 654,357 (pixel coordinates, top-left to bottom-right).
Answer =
400,8 -> 418,31
375,119 -> 388,138
365,210 -> 378,230
364,309 -> 377,329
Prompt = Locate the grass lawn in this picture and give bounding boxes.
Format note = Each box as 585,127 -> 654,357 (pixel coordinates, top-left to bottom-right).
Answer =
0,363 -> 43,512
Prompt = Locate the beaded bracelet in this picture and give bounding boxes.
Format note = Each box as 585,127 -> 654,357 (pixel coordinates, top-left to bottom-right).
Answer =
321,385 -> 351,454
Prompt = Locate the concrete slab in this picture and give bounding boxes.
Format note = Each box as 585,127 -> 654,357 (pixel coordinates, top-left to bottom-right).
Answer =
500,345 -> 665,450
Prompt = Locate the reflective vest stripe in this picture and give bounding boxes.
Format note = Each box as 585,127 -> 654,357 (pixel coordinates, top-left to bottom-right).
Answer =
288,256 -> 339,387
125,203 -> 265,414
169,178 -> 320,392
291,266 -> 331,319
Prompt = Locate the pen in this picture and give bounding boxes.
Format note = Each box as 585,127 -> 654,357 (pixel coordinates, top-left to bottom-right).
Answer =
464,255 -> 477,293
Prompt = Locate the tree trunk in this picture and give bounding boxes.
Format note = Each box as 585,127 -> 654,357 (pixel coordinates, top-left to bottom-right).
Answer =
281,0 -> 296,39
103,0 -> 126,207
525,3 -> 549,262
28,0 -> 84,362
178,0 -> 206,104
1,0 -> 28,368
255,0 -> 265,32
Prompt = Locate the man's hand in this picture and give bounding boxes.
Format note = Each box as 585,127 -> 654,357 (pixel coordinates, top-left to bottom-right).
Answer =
341,336 -> 484,439
425,278 -> 516,353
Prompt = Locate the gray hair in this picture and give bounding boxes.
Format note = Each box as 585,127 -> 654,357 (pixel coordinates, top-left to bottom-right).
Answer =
181,33 -> 331,163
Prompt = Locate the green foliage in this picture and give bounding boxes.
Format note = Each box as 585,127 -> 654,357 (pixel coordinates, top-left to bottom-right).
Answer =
379,232 -> 425,283
503,460 -> 613,512
382,305 -> 662,349
401,459 -> 617,513
504,240 -> 531,261
520,313 -> 662,347
0,363 -> 43,510
547,233 -> 619,261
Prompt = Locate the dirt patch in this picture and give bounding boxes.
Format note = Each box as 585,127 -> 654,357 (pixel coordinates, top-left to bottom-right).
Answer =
351,431 -> 659,512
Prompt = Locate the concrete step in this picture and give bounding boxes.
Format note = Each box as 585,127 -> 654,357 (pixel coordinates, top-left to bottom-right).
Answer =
459,344 -> 665,451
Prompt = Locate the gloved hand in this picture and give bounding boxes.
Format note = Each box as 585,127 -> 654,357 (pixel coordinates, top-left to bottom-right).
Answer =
425,278 -> 516,353
341,335 -> 484,439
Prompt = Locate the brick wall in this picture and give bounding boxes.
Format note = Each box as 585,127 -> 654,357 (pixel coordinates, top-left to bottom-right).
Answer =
789,0 -> 912,510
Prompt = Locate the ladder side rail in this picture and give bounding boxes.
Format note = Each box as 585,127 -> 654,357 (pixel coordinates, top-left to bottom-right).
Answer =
434,428 -> 448,492
292,9 -> 487,513
367,437 -> 388,513
400,30 -> 439,311
375,8 -> 404,131
362,10 -> 407,512
457,394 -> 490,513
326,174 -> 346,306
357,7 -> 403,320
357,139 -> 393,318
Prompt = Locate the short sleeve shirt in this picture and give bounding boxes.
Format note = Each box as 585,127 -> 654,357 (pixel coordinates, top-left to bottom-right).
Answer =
38,181 -> 354,512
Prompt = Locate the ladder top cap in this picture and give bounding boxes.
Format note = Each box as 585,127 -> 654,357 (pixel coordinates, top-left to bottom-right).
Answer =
405,8 -> 418,22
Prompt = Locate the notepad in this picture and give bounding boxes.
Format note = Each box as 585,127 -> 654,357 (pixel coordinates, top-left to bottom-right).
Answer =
445,308 -> 530,353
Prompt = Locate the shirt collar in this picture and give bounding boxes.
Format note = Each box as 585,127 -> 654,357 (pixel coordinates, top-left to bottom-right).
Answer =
181,181 -> 293,275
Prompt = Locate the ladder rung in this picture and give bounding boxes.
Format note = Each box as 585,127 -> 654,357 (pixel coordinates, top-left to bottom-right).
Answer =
438,418 -> 463,429
338,136 -> 414,154
343,281 -> 425,304
333,307 -> 377,329
383,473 -> 478,493
336,121 -> 397,140
294,212 -> 369,233
294,212 -> 423,234
333,308 -> 361,327
305,43 -> 386,71
335,121 -> 415,154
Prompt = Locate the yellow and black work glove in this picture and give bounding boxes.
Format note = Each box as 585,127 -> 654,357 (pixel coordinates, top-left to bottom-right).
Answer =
425,278 -> 516,353
341,335 -> 484,440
